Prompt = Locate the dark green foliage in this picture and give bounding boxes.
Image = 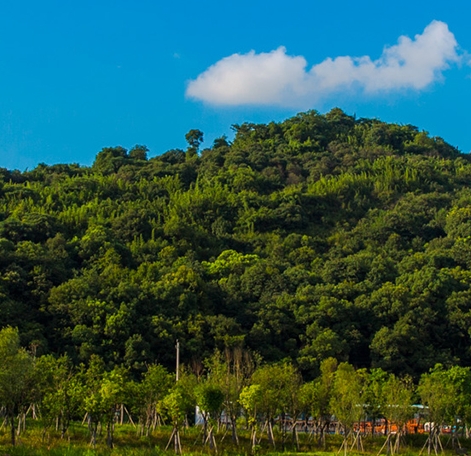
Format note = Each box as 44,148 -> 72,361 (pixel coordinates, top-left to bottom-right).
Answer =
0,108 -> 470,379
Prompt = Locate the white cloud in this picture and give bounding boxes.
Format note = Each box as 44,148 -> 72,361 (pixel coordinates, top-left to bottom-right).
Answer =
186,21 -> 461,107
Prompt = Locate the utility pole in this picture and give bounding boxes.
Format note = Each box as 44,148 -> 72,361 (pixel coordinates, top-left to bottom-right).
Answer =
176,339 -> 180,382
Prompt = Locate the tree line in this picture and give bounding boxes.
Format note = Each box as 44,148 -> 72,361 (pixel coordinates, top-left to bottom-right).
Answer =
1,108 -> 471,381
1,326 -> 470,453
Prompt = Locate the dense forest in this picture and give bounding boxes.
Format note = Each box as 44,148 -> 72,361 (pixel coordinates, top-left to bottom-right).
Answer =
1,107 -> 471,380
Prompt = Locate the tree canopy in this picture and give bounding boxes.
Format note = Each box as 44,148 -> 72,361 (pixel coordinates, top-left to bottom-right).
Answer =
0,109 -> 470,380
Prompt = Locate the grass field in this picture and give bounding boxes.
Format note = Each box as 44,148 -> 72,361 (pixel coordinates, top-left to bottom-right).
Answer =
0,420 -> 463,456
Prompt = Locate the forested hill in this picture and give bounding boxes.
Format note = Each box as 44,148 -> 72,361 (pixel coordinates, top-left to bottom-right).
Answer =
2,108 -> 471,379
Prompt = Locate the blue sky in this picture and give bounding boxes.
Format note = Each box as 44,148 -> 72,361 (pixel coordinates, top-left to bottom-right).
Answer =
0,0 -> 470,170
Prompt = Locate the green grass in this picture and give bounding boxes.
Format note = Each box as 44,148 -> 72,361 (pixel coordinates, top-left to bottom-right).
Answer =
0,420 -> 464,456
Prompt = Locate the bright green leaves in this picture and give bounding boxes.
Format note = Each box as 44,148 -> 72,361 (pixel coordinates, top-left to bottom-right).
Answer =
0,327 -> 34,445
330,363 -> 365,431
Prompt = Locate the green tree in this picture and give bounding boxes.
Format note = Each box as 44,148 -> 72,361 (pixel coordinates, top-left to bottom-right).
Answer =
129,145 -> 149,161
381,374 -> 415,454
330,363 -> 366,455
195,381 -> 224,449
0,327 -> 34,445
204,347 -> 257,445
185,129 -> 204,159
363,368 -> 389,436
247,362 -> 301,449
239,383 -> 263,451
418,365 -> 457,455
298,357 -> 337,448
131,364 -> 173,436
81,356 -> 128,447
34,354 -> 84,438
92,146 -> 128,174
162,370 -> 197,454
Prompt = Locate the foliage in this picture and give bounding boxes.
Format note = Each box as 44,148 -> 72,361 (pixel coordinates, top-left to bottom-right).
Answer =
0,108 -> 470,383
0,327 -> 34,445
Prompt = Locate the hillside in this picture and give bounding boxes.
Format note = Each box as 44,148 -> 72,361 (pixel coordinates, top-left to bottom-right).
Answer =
1,108 -> 470,379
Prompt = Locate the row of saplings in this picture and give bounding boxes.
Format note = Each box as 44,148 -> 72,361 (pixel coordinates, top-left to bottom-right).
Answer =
1,327 -> 470,454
